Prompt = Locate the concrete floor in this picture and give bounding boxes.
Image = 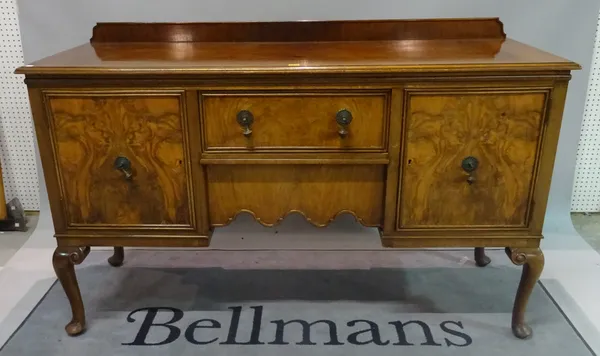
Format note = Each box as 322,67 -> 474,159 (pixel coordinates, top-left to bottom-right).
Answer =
0,213 -> 38,267
571,212 -> 600,251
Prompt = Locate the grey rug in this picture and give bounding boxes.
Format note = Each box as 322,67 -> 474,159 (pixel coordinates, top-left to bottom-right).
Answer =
0,250 -> 594,355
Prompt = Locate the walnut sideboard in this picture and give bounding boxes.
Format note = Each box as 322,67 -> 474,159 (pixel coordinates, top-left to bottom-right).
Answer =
16,18 -> 580,339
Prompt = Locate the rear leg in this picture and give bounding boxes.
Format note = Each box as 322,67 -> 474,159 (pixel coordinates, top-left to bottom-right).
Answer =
474,247 -> 491,267
108,247 -> 124,267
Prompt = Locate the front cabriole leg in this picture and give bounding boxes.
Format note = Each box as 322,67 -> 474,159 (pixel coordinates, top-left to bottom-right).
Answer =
52,246 -> 90,336
505,247 -> 545,339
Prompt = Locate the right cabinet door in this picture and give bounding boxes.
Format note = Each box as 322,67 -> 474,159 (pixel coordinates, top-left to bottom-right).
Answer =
398,89 -> 548,229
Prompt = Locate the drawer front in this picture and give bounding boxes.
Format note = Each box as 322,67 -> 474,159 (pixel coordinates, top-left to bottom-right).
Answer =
46,92 -> 193,229
207,165 -> 385,227
201,92 -> 388,151
398,90 -> 548,229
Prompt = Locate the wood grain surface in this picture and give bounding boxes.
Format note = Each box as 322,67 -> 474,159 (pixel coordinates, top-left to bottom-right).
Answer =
89,18 -> 506,43
207,165 -> 385,227
47,94 -> 191,227
399,91 -> 547,229
15,19 -> 580,78
16,39 -> 579,78
202,93 -> 387,151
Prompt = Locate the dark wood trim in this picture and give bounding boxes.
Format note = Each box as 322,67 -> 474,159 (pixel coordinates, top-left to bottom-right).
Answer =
56,235 -> 211,247
17,63 -> 580,77
381,236 -> 541,248
19,72 -> 575,86
90,18 -> 506,43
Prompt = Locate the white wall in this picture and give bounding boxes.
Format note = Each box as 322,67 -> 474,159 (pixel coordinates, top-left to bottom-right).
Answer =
572,14 -> 600,212
0,0 -> 39,210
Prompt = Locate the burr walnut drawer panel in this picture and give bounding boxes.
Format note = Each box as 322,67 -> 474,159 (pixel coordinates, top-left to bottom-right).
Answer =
45,92 -> 194,229
207,165 -> 385,227
398,90 -> 549,229
200,91 -> 389,151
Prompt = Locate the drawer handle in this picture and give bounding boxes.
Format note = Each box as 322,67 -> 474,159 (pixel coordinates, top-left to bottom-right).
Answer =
336,109 -> 353,137
114,156 -> 133,180
461,156 -> 479,185
236,110 -> 254,137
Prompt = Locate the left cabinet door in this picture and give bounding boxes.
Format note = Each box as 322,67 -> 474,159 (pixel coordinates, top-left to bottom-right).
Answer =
45,91 -> 194,229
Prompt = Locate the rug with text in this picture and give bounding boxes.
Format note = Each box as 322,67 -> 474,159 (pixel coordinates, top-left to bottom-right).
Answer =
0,249 -> 593,356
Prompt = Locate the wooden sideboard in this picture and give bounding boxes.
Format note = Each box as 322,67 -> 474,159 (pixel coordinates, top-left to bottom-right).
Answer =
16,18 -> 580,339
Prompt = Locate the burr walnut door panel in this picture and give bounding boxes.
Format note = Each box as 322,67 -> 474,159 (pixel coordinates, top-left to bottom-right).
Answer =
46,92 -> 193,229
207,165 -> 385,227
201,92 -> 388,151
399,90 -> 548,229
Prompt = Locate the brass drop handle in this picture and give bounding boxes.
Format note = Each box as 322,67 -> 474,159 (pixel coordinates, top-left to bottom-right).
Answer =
114,156 -> 133,180
461,156 -> 479,185
336,109 -> 353,137
237,110 -> 254,137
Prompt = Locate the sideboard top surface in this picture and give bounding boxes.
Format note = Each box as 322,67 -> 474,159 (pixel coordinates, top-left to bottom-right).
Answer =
16,18 -> 580,76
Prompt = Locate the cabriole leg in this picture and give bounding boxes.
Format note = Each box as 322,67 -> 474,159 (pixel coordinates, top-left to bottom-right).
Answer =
52,246 -> 90,336
505,247 -> 545,339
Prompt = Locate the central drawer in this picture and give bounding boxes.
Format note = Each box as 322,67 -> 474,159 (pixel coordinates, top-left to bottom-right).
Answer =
200,91 -> 389,152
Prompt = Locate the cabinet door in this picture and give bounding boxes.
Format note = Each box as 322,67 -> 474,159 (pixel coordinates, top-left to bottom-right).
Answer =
398,90 -> 548,229
46,92 -> 193,229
